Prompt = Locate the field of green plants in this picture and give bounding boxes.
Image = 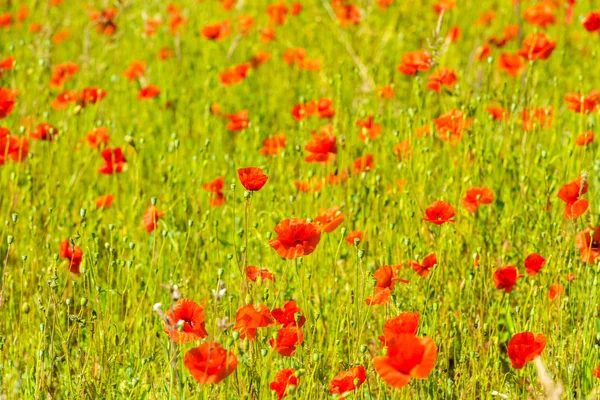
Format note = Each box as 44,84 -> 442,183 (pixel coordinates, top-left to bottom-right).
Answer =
2,0 -> 600,398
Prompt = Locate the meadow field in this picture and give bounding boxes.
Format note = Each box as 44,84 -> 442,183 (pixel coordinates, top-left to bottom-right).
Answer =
1,0 -> 600,398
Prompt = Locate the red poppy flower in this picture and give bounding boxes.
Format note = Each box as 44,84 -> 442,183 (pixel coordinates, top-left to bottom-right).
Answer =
98,147 -> 127,174
272,301 -> 306,327
143,205 -> 165,232
0,56 -> 16,77
260,27 -> 276,43
524,253 -> 545,276
523,2 -> 555,28
234,304 -> 275,340
163,298 -> 208,343
203,177 -> 226,206
158,47 -> 174,60
219,63 -> 251,86
123,60 -> 146,82
345,230 -> 363,246
80,87 -> 107,106
423,201 -> 456,225
366,265 -> 408,305
333,1 -> 361,26
30,123 -> 58,141
433,109 -> 471,143
353,154 -> 374,174
184,342 -> 238,384
397,50 -> 431,75
246,266 -> 275,282
377,85 -> 395,99
565,90 -> 600,114
373,334 -> 437,388
475,44 -> 492,61
393,140 -> 412,161
493,266 -> 519,293
378,312 -> 420,345
237,167 -> 268,191
575,226 -> 600,264
0,88 -> 18,119
521,106 -> 553,131
433,0 -> 455,14
548,284 -> 564,299
138,85 -> 160,100
53,29 -> 71,44
270,368 -> 298,400
59,240 -> 83,274
427,67 -> 457,92
575,131 -> 594,146
85,127 -> 110,149
260,133 -> 286,156
267,2 -> 288,25
407,254 -> 437,277
51,90 -> 79,110
270,325 -> 304,356
283,47 -> 306,66
462,187 -> 494,213
498,53 -> 526,76
95,194 -> 114,209
269,219 -> 321,259
507,332 -> 546,369
305,128 -> 337,163
313,206 -> 344,233
357,115 -> 381,141
486,106 -> 509,120
225,110 -> 249,131
90,8 -> 118,36
49,62 -> 79,88
201,19 -> 231,41
517,33 -> 556,61
0,13 -> 12,28
250,51 -> 271,68
329,366 -> 366,398
583,11 -> 600,32
557,177 -> 588,219
0,128 -> 22,165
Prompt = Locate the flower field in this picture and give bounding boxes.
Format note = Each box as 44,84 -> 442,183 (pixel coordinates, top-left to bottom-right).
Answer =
1,0 -> 600,398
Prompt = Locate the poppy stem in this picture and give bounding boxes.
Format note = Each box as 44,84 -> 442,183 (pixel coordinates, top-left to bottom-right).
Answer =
0,241 -> 10,308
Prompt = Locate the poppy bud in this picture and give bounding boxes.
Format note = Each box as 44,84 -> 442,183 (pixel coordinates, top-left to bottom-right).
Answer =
360,345 -> 367,353
109,224 -> 114,231
7,235 -> 13,245
11,213 -> 17,223
261,349 -> 268,357
188,220 -> 194,228
161,230 -> 167,237
22,302 -> 30,314
218,268 -> 224,277
357,250 -> 365,258
226,253 -> 234,260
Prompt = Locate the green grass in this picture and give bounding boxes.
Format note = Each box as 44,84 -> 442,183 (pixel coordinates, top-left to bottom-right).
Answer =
1,0 -> 600,399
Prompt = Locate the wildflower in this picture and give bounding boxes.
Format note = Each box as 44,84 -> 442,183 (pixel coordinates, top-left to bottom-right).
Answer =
423,201 -> 456,225
269,219 -> 321,259
462,187 -> 494,213
557,177 -> 588,219
378,312 -> 420,345
233,304 -> 275,340
163,299 -> 208,343
270,369 -> 299,400
397,50 -> 431,75
524,253 -> 546,276
184,343 -> 238,384
507,332 -> 546,369
95,194 -> 114,209
98,147 -> 127,174
329,366 -> 366,398
313,206 -> 344,233
493,266 -> 519,293
237,167 -> 268,191
357,115 -> 381,141
59,240 -> 83,274
143,205 -> 165,232
575,226 -> 600,264
407,254 -> 437,277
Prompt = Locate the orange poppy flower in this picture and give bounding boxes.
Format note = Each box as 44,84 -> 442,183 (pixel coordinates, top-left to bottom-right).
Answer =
377,85 -> 395,99
283,47 -> 306,66
272,300 -> 306,327
378,312 -> 420,345
423,201 -> 455,225
517,33 -> 556,61
158,47 -> 174,60
267,2 -> 288,25
329,366 -> 366,398
260,134 -> 286,156
557,176 -> 588,219
95,194 -> 114,209
234,304 -> 275,340
326,170 -> 349,185
290,3 -> 302,15
498,53 -> 526,76
29,23 -> 43,33
575,226 -> 600,264
548,283 -> 564,299
260,27 -> 276,43
85,127 -> 110,149
486,106 -> 509,120
184,343 -> 238,384
524,253 -> 545,276
1,133 -> 27,164
575,131 -> 594,146
237,167 -> 268,191
357,115 -> 381,141
316,98 -> 335,118
0,13 -> 12,28
270,368 -> 298,400
333,1 -> 361,26
202,20 -> 231,40
219,63 -> 251,86
59,240 -> 83,274
53,28 -> 71,44
49,62 -> 79,89
476,10 -> 496,26
433,109 -> 471,144
583,11 -> 600,32
270,325 -> 304,356
345,230 -> 363,246
521,107 -> 553,131
353,154 -> 374,173
475,44 -> 492,61
269,218 -> 322,259
79,87 -> 107,106
446,26 -> 461,42
220,0 -> 236,11
138,85 -> 160,100
225,110 -> 249,131
51,91 -> 79,110
313,207 -> 344,233
366,265 -> 402,306
143,205 -> 165,233
373,334 -> 437,388
433,0 -> 456,14
407,254 -> 437,277
295,176 -> 323,192
427,67 -> 457,92
30,123 -> 58,141
507,332 -> 546,369
123,60 -> 146,82
305,129 -> 337,163
143,18 -> 162,36
397,50 -> 431,75
493,266 -> 519,293
250,51 -> 271,68
462,187 -> 494,213
393,140 -> 412,161
564,90 -> 600,114
98,147 -> 126,174
89,8 -> 118,36
246,266 -> 275,282
0,57 -> 15,77
163,298 -> 208,343
415,125 -> 432,137
523,2 -> 555,28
